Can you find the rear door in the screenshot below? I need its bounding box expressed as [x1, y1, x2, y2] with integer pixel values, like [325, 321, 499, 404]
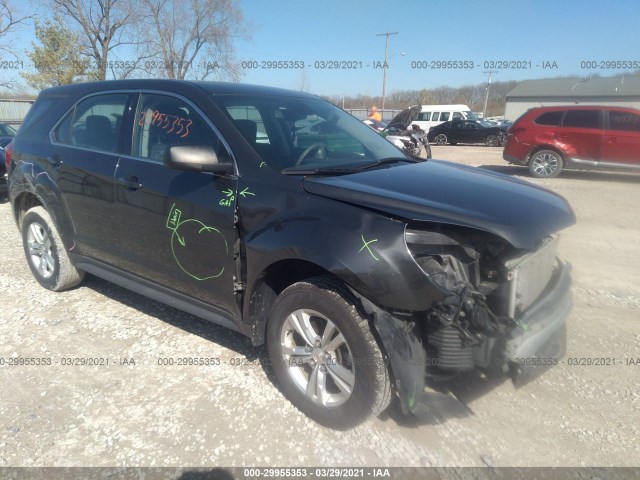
[50, 92, 131, 263]
[557, 109, 603, 163]
[111, 92, 239, 318]
[602, 109, 640, 166]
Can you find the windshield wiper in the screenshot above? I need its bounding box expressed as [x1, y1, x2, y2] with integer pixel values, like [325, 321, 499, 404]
[281, 166, 362, 175]
[354, 157, 419, 170]
[281, 157, 417, 176]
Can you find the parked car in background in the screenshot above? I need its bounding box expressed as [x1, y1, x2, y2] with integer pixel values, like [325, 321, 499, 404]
[428, 119, 507, 146]
[411, 104, 476, 132]
[0, 122, 16, 148]
[504, 105, 640, 178]
[7, 79, 574, 429]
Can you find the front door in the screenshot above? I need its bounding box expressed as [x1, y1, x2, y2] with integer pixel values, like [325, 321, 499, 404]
[112, 92, 239, 319]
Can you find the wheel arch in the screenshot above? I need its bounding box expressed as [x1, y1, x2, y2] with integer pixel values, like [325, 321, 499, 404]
[13, 191, 43, 227]
[246, 258, 343, 346]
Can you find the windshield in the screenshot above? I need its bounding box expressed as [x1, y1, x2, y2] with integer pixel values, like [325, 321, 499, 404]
[478, 120, 495, 127]
[211, 94, 405, 172]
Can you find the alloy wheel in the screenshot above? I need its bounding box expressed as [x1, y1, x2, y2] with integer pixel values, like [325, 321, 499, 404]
[280, 308, 355, 407]
[26, 221, 55, 279]
[531, 152, 560, 177]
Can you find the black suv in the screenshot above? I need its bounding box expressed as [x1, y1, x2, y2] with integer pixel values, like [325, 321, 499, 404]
[7, 80, 574, 429]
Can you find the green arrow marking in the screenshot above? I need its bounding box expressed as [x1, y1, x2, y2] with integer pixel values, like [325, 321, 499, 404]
[358, 235, 379, 261]
[239, 187, 255, 198]
[222, 188, 234, 198]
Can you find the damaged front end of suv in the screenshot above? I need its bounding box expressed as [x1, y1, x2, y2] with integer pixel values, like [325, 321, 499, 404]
[301, 160, 576, 417]
[358, 225, 572, 415]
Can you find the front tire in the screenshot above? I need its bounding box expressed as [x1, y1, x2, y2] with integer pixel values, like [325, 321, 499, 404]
[21, 206, 84, 291]
[529, 149, 564, 178]
[267, 276, 391, 429]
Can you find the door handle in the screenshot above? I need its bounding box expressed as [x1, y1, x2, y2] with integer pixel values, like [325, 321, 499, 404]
[46, 155, 63, 167]
[117, 176, 143, 190]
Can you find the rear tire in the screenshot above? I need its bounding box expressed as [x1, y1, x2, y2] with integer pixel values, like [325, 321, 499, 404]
[528, 149, 564, 178]
[267, 276, 391, 429]
[485, 134, 500, 147]
[21, 206, 84, 291]
[434, 133, 447, 145]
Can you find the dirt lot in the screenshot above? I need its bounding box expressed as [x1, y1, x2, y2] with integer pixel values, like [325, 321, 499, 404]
[1, 145, 639, 467]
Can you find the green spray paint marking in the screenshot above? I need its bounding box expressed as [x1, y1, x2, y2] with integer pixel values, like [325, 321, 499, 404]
[166, 203, 228, 280]
[220, 188, 235, 207]
[407, 382, 417, 409]
[358, 235, 379, 261]
[239, 187, 255, 198]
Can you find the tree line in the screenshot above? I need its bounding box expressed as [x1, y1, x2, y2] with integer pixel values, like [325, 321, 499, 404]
[324, 80, 521, 117]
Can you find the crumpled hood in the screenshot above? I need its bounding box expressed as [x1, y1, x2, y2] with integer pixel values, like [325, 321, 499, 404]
[302, 160, 575, 249]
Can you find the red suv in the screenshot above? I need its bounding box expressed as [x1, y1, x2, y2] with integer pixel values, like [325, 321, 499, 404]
[503, 105, 640, 178]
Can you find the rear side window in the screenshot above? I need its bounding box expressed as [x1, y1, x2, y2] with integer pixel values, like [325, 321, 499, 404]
[65, 94, 129, 152]
[452, 112, 463, 119]
[439, 112, 450, 121]
[534, 111, 564, 126]
[562, 110, 601, 129]
[609, 110, 640, 132]
[417, 112, 430, 121]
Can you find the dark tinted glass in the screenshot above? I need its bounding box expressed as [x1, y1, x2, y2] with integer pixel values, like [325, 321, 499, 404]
[563, 110, 601, 129]
[535, 111, 564, 126]
[69, 94, 128, 152]
[609, 110, 640, 132]
[53, 110, 73, 143]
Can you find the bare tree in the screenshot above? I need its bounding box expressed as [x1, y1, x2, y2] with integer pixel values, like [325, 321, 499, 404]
[139, 0, 247, 81]
[0, 0, 30, 90]
[49, 0, 137, 80]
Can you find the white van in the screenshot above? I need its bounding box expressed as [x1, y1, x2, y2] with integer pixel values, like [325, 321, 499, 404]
[411, 104, 477, 131]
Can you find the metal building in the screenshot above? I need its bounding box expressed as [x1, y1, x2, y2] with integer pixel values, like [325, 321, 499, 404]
[505, 77, 640, 120]
[0, 99, 34, 128]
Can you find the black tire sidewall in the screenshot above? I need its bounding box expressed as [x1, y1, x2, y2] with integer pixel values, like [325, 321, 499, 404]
[21, 210, 62, 290]
[267, 282, 383, 429]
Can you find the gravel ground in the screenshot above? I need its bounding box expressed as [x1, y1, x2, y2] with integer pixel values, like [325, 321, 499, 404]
[0, 146, 639, 467]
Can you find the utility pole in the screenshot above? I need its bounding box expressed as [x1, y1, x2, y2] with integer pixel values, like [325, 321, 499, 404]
[376, 31, 398, 114]
[482, 70, 497, 118]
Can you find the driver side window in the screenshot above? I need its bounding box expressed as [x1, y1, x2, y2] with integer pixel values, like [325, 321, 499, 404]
[133, 93, 229, 163]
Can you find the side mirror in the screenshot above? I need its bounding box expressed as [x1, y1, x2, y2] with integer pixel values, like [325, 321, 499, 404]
[163, 145, 234, 175]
